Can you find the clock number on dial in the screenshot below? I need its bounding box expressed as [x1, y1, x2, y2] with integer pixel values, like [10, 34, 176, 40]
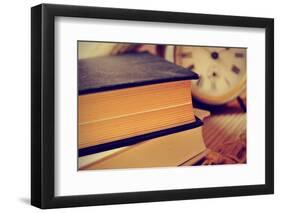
[231, 65, 240, 74]
[235, 52, 244, 58]
[181, 52, 193, 58]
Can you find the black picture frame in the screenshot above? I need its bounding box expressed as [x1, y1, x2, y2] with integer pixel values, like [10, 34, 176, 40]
[31, 3, 274, 209]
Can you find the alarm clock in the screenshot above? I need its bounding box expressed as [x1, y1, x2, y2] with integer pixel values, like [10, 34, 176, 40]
[170, 46, 246, 106]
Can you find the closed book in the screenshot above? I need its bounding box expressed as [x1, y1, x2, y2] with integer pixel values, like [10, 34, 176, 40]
[79, 117, 203, 157]
[78, 53, 199, 151]
[79, 120, 206, 170]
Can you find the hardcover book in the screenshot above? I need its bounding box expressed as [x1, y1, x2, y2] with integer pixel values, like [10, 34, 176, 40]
[78, 53, 206, 169]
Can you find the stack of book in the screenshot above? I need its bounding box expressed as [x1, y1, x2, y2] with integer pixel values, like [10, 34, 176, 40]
[78, 53, 206, 170]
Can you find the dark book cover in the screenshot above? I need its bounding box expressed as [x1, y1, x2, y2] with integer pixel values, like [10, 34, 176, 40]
[79, 117, 203, 157]
[79, 53, 198, 95]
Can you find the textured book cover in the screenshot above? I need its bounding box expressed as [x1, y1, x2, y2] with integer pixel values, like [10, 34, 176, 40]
[78, 53, 198, 95]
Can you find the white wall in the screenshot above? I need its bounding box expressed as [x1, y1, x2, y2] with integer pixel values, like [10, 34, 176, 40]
[0, 0, 279, 212]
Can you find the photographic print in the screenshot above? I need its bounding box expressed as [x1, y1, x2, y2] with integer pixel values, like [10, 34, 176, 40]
[31, 4, 273, 208]
[78, 42, 247, 170]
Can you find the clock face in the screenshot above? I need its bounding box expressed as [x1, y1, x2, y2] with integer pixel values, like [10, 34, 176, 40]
[174, 46, 247, 105]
